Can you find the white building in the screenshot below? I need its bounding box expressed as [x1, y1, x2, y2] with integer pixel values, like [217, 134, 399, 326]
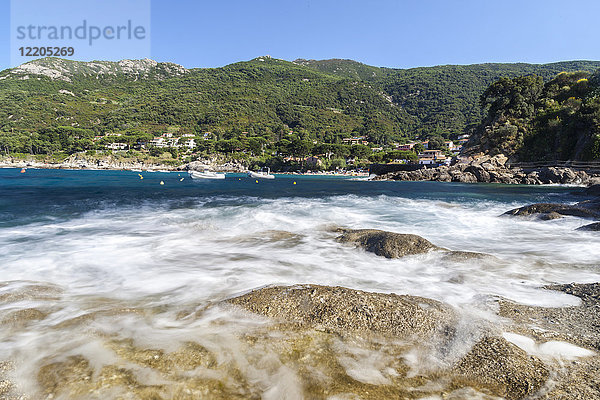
[106, 142, 127, 150]
[182, 138, 196, 149]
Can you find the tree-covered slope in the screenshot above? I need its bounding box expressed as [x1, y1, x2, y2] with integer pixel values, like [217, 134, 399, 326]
[1, 56, 600, 157]
[464, 69, 600, 161]
[299, 59, 600, 136]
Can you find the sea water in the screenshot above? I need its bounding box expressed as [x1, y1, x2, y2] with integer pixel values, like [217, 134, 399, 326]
[0, 168, 598, 398]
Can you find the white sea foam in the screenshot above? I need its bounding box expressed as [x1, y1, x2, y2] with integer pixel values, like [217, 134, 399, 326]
[1, 194, 597, 308]
[502, 332, 595, 360]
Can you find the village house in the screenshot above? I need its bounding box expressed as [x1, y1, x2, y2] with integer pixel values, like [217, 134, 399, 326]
[150, 137, 168, 148]
[397, 142, 416, 151]
[304, 156, 322, 167]
[105, 142, 127, 150]
[445, 141, 456, 151]
[418, 149, 446, 165]
[342, 136, 369, 145]
[182, 138, 196, 149]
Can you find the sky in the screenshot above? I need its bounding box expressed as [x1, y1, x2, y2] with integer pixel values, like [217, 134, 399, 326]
[0, 0, 599, 70]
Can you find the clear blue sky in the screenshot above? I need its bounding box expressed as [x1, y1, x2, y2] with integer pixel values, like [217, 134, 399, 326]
[1, 0, 599, 70]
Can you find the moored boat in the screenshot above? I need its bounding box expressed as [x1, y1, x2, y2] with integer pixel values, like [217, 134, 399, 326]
[188, 169, 226, 180]
[247, 168, 275, 179]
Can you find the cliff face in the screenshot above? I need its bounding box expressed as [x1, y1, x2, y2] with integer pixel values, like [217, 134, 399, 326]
[464, 70, 600, 161]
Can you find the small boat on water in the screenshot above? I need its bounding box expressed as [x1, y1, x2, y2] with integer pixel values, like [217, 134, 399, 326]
[188, 169, 226, 180]
[247, 168, 275, 180]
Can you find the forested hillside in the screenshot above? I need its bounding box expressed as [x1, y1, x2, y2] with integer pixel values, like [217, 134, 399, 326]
[464, 69, 600, 161]
[1, 56, 599, 159]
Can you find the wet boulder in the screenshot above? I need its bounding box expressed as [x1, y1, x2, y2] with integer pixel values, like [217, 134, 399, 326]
[452, 336, 549, 400]
[336, 229, 441, 258]
[226, 284, 456, 340]
[577, 222, 600, 231]
[503, 203, 600, 220]
[586, 184, 600, 196]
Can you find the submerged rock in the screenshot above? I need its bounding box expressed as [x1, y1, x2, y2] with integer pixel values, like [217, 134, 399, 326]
[452, 336, 549, 400]
[336, 229, 441, 258]
[585, 184, 600, 196]
[440, 251, 498, 262]
[499, 283, 600, 351]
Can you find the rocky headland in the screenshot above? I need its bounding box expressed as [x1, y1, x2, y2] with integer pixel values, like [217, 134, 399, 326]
[372, 154, 600, 186]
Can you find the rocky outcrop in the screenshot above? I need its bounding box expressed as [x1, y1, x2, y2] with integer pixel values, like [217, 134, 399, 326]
[227, 284, 456, 339]
[5, 57, 188, 83]
[503, 190, 600, 224]
[577, 222, 600, 231]
[373, 154, 596, 185]
[336, 229, 441, 258]
[503, 202, 600, 220]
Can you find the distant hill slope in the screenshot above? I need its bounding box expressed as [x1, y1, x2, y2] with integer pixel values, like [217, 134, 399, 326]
[299, 59, 600, 136]
[1, 56, 599, 156]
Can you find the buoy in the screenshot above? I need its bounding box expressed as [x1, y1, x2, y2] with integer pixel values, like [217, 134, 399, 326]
[20, 168, 26, 173]
[293, 181, 296, 185]
[255, 180, 259, 184]
[238, 178, 241, 181]
[160, 181, 164, 185]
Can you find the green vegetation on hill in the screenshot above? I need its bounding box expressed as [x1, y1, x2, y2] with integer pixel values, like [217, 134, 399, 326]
[464, 69, 600, 161]
[1, 56, 599, 167]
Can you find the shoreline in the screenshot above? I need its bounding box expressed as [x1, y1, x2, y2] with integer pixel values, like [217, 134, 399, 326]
[0, 159, 370, 177]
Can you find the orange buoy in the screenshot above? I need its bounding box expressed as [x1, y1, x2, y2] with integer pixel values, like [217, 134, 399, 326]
[20, 168, 26, 173]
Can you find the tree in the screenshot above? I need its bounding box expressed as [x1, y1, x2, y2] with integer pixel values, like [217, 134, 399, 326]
[413, 143, 425, 154]
[350, 144, 371, 159]
[427, 135, 445, 150]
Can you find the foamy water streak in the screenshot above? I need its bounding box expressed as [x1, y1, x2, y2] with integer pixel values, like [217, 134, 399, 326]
[0, 194, 597, 307]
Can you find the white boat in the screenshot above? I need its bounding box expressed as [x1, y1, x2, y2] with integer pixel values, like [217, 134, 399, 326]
[247, 168, 275, 180]
[188, 169, 226, 180]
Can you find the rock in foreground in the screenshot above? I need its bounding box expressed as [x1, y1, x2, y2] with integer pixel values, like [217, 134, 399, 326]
[227, 284, 455, 339]
[227, 285, 550, 400]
